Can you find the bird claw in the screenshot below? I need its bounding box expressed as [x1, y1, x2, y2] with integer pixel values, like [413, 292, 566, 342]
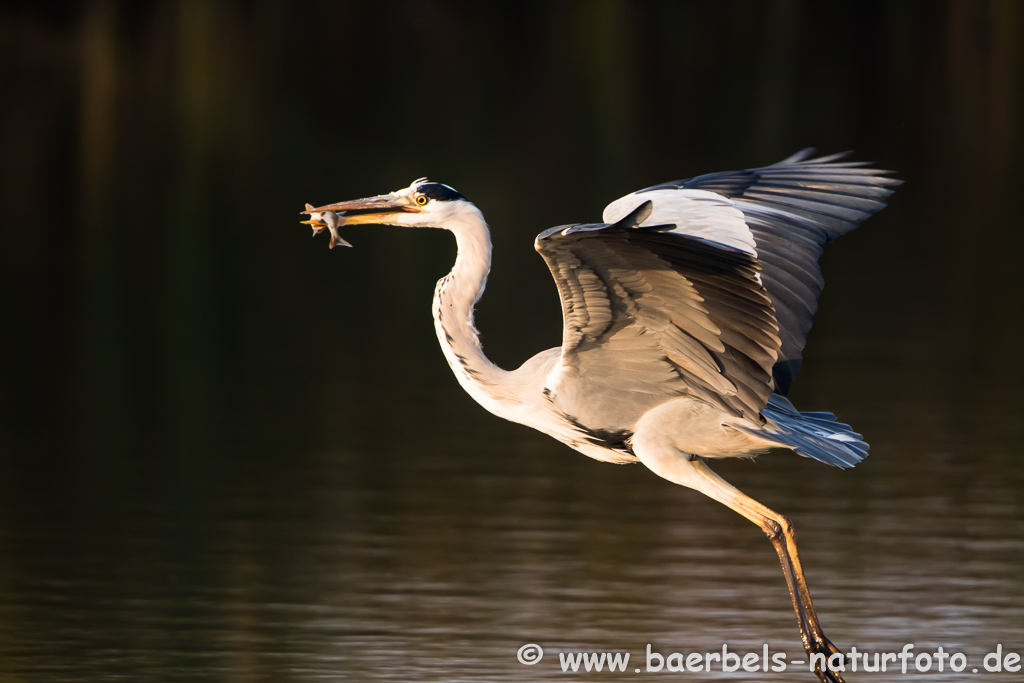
[809, 634, 846, 683]
[301, 203, 351, 248]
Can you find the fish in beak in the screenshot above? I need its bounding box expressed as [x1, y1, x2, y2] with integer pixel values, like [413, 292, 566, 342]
[300, 193, 423, 249]
[300, 203, 351, 248]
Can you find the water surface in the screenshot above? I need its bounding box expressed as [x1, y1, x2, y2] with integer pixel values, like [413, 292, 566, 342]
[2, 2, 1023, 681]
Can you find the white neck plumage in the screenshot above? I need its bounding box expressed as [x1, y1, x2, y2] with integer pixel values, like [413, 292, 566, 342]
[431, 206, 512, 405]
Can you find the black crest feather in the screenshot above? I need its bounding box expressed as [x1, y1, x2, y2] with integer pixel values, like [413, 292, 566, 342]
[417, 182, 465, 202]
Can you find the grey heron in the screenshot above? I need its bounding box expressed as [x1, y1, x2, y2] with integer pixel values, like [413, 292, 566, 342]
[302, 150, 899, 683]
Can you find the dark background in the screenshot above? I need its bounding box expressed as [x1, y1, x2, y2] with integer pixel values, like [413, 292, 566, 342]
[1, 1, 1023, 680]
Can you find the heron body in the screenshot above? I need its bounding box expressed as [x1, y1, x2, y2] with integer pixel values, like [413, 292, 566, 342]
[303, 151, 899, 683]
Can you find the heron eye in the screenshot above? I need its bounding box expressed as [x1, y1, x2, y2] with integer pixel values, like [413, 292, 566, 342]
[415, 194, 429, 206]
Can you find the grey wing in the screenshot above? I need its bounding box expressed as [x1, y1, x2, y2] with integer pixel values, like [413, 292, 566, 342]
[628, 150, 900, 394]
[534, 202, 781, 438]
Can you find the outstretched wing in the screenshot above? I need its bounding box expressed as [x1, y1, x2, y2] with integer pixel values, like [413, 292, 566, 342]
[534, 202, 781, 437]
[603, 150, 900, 394]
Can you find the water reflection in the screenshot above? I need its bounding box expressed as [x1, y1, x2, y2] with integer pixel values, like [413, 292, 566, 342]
[1, 380, 1022, 681]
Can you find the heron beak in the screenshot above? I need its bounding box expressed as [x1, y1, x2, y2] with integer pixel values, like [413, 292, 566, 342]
[304, 193, 423, 224]
[300, 193, 422, 248]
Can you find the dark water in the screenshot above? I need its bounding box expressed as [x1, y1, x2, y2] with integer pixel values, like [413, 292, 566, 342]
[2, 384, 1023, 682]
[2, 2, 1024, 681]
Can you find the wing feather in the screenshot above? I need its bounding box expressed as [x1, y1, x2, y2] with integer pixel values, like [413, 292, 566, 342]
[613, 150, 900, 394]
[535, 208, 780, 434]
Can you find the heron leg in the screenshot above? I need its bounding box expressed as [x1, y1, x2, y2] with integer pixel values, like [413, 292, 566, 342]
[633, 442, 845, 683]
[684, 459, 845, 683]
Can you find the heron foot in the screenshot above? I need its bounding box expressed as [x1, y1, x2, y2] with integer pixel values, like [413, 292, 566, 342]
[808, 633, 846, 683]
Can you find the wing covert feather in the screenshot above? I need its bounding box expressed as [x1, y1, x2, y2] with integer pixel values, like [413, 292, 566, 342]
[617, 150, 900, 393]
[535, 216, 781, 432]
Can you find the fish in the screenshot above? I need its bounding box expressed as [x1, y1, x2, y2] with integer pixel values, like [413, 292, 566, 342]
[300, 203, 352, 249]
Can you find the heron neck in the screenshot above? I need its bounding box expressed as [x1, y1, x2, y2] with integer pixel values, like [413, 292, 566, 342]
[432, 209, 510, 401]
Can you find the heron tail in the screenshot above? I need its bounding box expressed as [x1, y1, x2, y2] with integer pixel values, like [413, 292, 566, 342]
[756, 394, 869, 469]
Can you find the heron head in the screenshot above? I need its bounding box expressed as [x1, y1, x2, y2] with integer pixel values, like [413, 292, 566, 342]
[301, 179, 474, 248]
